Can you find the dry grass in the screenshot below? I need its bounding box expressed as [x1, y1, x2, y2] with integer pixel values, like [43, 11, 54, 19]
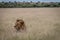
[0, 8, 60, 40]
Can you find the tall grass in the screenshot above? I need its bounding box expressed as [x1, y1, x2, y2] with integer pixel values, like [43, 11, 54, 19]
[0, 8, 60, 40]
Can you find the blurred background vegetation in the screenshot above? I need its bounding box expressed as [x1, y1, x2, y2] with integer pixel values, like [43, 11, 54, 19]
[0, 1, 60, 8]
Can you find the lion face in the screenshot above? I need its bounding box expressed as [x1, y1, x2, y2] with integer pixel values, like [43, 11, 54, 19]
[14, 19, 26, 31]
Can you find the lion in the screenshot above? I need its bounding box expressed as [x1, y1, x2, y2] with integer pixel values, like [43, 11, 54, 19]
[14, 18, 26, 31]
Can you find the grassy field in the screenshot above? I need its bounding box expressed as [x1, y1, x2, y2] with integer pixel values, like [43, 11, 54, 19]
[0, 8, 60, 40]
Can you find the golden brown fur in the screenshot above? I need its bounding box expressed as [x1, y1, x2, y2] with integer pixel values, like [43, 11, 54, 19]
[14, 19, 26, 31]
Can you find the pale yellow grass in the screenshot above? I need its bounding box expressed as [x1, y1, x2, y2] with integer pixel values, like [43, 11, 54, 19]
[0, 8, 60, 40]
